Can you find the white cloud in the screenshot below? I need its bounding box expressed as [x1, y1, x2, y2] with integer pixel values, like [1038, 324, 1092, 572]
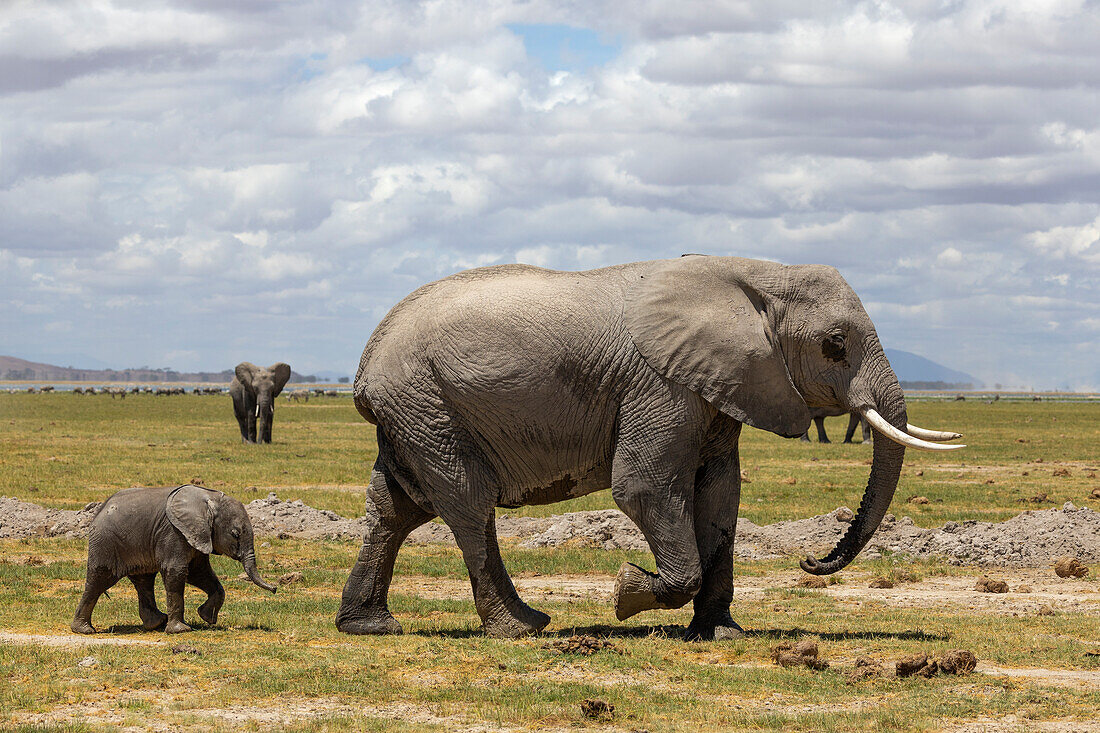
[0, 1, 1098, 389]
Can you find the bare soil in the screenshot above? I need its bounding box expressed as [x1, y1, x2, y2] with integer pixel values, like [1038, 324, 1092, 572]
[6, 492, 1100, 569]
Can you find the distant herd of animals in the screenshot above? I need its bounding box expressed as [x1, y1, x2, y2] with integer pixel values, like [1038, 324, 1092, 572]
[12, 256, 970, 638]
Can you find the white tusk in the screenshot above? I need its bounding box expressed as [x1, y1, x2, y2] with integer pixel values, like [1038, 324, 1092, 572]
[255, 405, 259, 417]
[905, 424, 962, 442]
[862, 408, 966, 451]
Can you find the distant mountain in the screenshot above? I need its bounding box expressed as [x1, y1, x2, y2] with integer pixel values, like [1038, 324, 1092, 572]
[885, 349, 980, 389]
[0, 356, 321, 384]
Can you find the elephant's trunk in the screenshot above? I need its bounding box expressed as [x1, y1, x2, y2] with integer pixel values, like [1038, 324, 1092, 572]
[241, 550, 278, 593]
[801, 352, 907, 575]
[257, 397, 274, 444]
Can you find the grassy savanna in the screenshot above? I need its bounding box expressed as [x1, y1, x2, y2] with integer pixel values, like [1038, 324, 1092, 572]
[1, 392, 1099, 731]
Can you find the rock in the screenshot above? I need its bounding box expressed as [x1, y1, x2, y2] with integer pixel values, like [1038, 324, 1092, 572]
[869, 577, 894, 589]
[938, 649, 977, 675]
[1054, 556, 1089, 578]
[77, 656, 98, 668]
[579, 699, 614, 721]
[771, 640, 828, 671]
[975, 577, 1009, 593]
[278, 571, 303, 585]
[834, 507, 854, 522]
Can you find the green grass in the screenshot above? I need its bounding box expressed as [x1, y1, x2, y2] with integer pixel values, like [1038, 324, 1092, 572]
[1, 394, 1099, 730]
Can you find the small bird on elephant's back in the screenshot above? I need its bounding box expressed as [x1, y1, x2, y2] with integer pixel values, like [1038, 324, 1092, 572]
[334, 255, 965, 641]
[229, 362, 291, 443]
[73, 484, 277, 635]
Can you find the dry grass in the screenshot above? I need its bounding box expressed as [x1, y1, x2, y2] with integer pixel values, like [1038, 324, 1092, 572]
[1, 393, 1099, 730]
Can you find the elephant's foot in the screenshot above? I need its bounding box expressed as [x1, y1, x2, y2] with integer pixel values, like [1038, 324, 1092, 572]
[71, 619, 96, 635]
[197, 600, 221, 626]
[481, 603, 550, 639]
[336, 612, 403, 636]
[164, 620, 192, 634]
[684, 614, 745, 642]
[820, 437, 831, 444]
[613, 562, 666, 621]
[140, 610, 169, 631]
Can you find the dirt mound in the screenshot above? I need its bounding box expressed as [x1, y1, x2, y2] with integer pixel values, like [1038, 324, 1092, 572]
[737, 503, 1100, 567]
[245, 493, 367, 540]
[0, 496, 99, 539]
[4, 492, 1100, 569]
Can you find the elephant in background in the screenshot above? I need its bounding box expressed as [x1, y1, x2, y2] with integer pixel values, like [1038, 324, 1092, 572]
[335, 256, 964, 641]
[72, 484, 276, 634]
[230, 362, 291, 443]
[800, 408, 871, 443]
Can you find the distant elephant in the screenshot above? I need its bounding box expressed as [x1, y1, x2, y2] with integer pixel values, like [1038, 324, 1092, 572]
[229, 362, 291, 443]
[335, 256, 964, 640]
[799, 408, 871, 443]
[72, 485, 277, 634]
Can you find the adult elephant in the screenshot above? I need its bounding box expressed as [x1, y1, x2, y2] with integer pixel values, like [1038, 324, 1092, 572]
[800, 407, 871, 443]
[335, 256, 963, 640]
[229, 362, 291, 444]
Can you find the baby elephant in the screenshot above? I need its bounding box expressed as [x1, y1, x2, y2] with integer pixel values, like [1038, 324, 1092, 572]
[72, 485, 277, 635]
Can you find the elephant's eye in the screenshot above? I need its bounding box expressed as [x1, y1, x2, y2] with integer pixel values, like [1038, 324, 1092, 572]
[822, 333, 847, 363]
[231, 528, 241, 538]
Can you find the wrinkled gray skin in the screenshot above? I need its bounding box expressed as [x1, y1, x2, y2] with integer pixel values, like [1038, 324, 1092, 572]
[72, 485, 276, 634]
[229, 362, 291, 443]
[800, 408, 872, 443]
[336, 256, 909, 640]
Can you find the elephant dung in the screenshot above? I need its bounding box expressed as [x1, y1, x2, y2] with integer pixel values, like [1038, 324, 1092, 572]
[868, 577, 894, 589]
[278, 571, 304, 585]
[795, 576, 828, 589]
[579, 698, 614, 721]
[1054, 556, 1089, 578]
[771, 640, 828, 671]
[938, 649, 977, 675]
[896, 653, 937, 678]
[543, 635, 618, 656]
[975, 577, 1009, 593]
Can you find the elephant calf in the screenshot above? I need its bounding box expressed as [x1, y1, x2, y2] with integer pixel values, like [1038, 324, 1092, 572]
[72, 485, 277, 635]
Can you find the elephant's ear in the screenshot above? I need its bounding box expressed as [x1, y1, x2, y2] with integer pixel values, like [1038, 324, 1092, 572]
[235, 362, 258, 392]
[269, 363, 291, 397]
[624, 258, 811, 437]
[166, 485, 222, 554]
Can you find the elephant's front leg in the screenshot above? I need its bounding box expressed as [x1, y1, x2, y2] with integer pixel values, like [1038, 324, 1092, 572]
[161, 565, 192, 634]
[684, 449, 744, 641]
[610, 434, 703, 621]
[187, 556, 225, 626]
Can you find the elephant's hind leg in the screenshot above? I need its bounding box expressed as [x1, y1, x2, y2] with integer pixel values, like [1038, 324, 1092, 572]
[454, 511, 550, 639]
[71, 566, 121, 634]
[187, 556, 225, 626]
[336, 463, 433, 635]
[131, 573, 168, 630]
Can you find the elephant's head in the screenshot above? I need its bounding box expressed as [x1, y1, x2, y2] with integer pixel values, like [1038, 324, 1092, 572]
[235, 362, 291, 444]
[626, 255, 963, 575]
[166, 484, 277, 592]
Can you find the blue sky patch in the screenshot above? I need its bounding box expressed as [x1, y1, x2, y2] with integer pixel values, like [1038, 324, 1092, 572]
[507, 24, 620, 72]
[358, 55, 410, 72]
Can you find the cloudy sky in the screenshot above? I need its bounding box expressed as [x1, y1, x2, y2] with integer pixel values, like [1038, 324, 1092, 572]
[2, 0, 1098, 389]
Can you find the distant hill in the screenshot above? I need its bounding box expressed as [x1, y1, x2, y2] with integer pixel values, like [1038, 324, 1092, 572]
[885, 349, 980, 389]
[0, 356, 321, 384]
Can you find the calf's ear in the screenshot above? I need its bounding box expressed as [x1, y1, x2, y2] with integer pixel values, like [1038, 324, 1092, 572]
[166, 484, 222, 554]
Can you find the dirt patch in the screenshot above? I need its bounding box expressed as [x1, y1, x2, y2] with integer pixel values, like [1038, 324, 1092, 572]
[0, 631, 163, 648]
[6, 492, 1100, 569]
